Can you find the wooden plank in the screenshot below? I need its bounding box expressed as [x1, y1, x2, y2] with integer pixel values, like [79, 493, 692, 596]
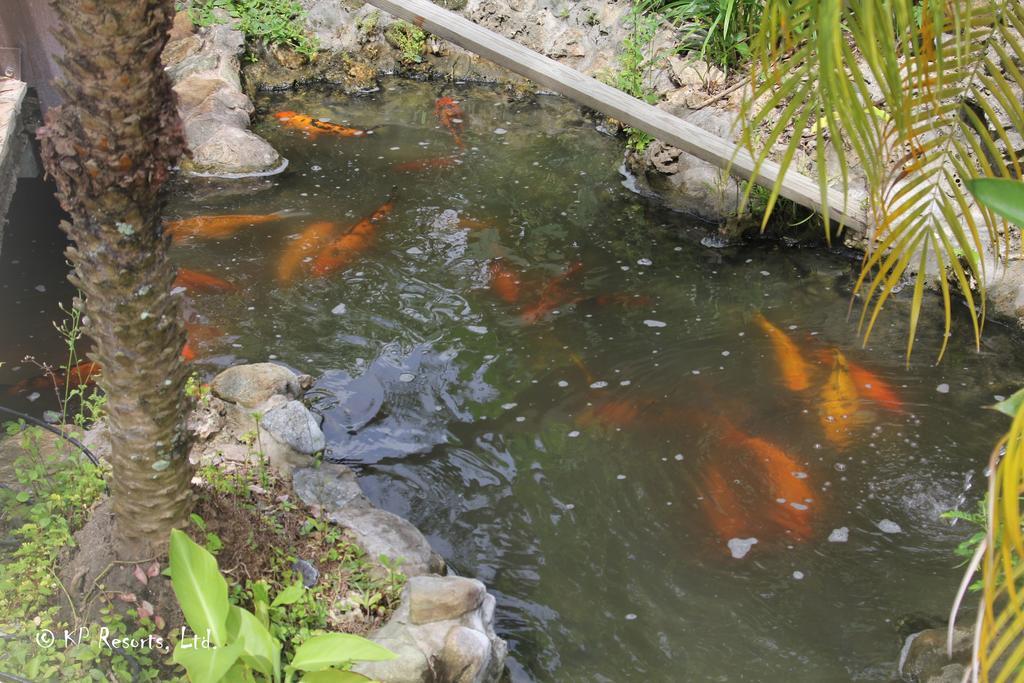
[364, 0, 869, 232]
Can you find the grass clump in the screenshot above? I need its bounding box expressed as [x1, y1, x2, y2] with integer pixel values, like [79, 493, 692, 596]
[185, 0, 320, 58]
[385, 20, 428, 65]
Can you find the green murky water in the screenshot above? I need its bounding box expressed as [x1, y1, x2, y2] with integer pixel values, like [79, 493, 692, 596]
[4, 79, 1024, 680]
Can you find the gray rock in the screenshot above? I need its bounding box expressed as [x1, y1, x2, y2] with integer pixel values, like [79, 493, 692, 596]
[352, 621, 432, 683]
[928, 664, 967, 683]
[184, 125, 284, 176]
[409, 576, 486, 625]
[260, 400, 325, 455]
[326, 504, 445, 578]
[293, 463, 368, 511]
[162, 15, 283, 176]
[900, 627, 973, 683]
[211, 363, 302, 408]
[440, 626, 491, 683]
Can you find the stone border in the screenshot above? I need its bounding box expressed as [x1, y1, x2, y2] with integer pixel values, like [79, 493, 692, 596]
[162, 13, 285, 178]
[0, 77, 27, 261]
[193, 362, 508, 683]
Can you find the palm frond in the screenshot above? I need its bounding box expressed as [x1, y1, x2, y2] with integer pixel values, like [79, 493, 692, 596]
[741, 0, 1024, 359]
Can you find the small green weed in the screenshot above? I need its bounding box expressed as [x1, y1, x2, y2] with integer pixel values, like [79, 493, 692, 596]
[386, 20, 428, 65]
[185, 0, 320, 58]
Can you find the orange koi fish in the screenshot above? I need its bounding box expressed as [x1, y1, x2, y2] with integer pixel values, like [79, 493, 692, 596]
[166, 212, 289, 242]
[276, 221, 337, 284]
[173, 268, 235, 293]
[846, 358, 903, 413]
[393, 155, 461, 172]
[311, 199, 396, 277]
[699, 464, 754, 545]
[488, 260, 522, 303]
[819, 349, 861, 448]
[273, 111, 374, 139]
[576, 399, 643, 429]
[182, 321, 226, 362]
[520, 261, 585, 324]
[721, 425, 817, 541]
[435, 96, 465, 148]
[7, 360, 101, 396]
[754, 312, 812, 392]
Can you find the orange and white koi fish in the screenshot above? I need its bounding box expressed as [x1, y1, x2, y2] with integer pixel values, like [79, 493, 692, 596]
[520, 261, 585, 324]
[393, 155, 461, 172]
[173, 268, 235, 293]
[488, 260, 522, 303]
[720, 424, 817, 541]
[273, 111, 374, 139]
[846, 358, 903, 413]
[754, 312, 812, 392]
[311, 198, 396, 277]
[166, 212, 289, 242]
[435, 96, 465, 148]
[7, 360, 101, 396]
[818, 348, 861, 448]
[276, 221, 338, 284]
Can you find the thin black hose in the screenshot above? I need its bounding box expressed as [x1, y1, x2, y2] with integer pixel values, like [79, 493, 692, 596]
[0, 405, 100, 466]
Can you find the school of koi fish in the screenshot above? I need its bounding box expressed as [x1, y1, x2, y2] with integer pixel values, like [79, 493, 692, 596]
[7, 93, 907, 563]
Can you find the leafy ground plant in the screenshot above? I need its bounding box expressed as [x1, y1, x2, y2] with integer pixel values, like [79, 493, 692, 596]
[185, 0, 319, 58]
[638, 0, 763, 71]
[169, 529, 395, 682]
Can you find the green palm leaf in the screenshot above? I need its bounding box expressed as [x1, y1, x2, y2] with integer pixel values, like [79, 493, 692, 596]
[741, 0, 1024, 359]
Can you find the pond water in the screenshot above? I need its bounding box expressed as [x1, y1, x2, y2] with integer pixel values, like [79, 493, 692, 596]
[5, 79, 1024, 681]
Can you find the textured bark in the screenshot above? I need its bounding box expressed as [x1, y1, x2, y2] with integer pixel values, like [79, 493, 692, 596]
[38, 0, 193, 555]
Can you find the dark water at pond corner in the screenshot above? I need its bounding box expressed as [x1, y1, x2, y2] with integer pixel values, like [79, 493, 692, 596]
[4, 78, 1023, 681]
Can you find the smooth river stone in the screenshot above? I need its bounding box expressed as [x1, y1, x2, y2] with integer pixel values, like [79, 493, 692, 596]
[211, 362, 301, 407]
[408, 576, 486, 625]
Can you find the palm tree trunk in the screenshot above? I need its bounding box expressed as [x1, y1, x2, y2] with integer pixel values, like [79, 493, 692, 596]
[38, 0, 193, 555]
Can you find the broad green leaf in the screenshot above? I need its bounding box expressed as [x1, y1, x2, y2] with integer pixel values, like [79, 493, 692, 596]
[990, 387, 1024, 418]
[173, 639, 243, 683]
[222, 662, 259, 683]
[289, 634, 396, 673]
[271, 581, 305, 608]
[301, 671, 373, 683]
[967, 178, 1024, 227]
[227, 605, 282, 681]
[169, 528, 230, 647]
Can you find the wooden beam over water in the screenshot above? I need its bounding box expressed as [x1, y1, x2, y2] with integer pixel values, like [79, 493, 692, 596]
[364, 0, 870, 232]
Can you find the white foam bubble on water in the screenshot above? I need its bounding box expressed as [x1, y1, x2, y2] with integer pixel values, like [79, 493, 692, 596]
[727, 538, 758, 559]
[568, 430, 580, 438]
[877, 519, 902, 533]
[406, 246, 423, 255]
[643, 320, 667, 328]
[467, 325, 488, 334]
[936, 383, 950, 394]
[331, 303, 347, 315]
[828, 527, 849, 542]
[625, 613, 637, 621]
[637, 258, 653, 266]
[494, 128, 508, 134]
[616, 474, 626, 480]
[558, 380, 569, 388]
[398, 373, 416, 383]
[792, 571, 805, 580]
[674, 454, 684, 461]
[589, 381, 608, 389]
[501, 403, 518, 410]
